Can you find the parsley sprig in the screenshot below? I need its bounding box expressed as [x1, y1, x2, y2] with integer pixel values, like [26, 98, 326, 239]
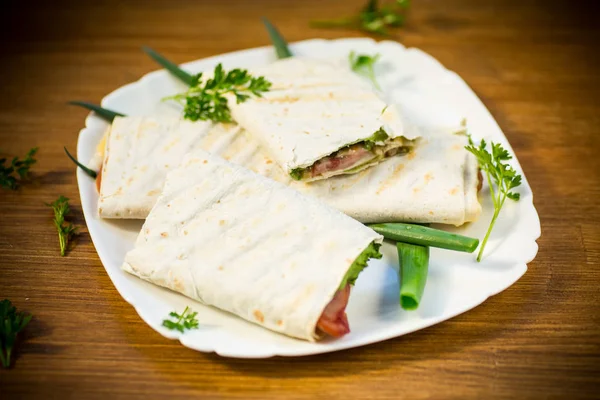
[311, 0, 410, 36]
[465, 138, 522, 261]
[46, 196, 78, 256]
[1, 299, 32, 368]
[165, 64, 271, 123]
[349, 51, 381, 89]
[0, 147, 38, 190]
[162, 306, 199, 333]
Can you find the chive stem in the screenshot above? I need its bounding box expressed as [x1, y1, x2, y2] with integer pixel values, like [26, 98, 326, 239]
[369, 223, 479, 253]
[261, 17, 293, 59]
[68, 101, 124, 122]
[142, 46, 195, 86]
[64, 147, 97, 179]
[397, 242, 429, 310]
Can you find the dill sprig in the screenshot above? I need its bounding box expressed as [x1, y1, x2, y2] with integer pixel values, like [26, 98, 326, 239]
[46, 196, 78, 256]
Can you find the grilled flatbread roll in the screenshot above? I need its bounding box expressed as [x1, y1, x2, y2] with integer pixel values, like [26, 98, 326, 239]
[228, 57, 420, 181]
[122, 149, 383, 341]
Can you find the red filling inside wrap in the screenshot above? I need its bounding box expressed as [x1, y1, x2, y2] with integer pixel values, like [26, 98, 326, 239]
[95, 168, 102, 192]
[310, 145, 373, 178]
[317, 284, 352, 337]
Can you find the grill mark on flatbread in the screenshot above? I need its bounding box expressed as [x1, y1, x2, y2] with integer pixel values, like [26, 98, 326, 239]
[376, 163, 406, 195]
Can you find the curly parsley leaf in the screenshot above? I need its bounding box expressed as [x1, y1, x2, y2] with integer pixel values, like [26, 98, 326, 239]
[311, 0, 410, 36]
[164, 64, 271, 123]
[465, 138, 522, 261]
[162, 306, 199, 333]
[46, 196, 78, 256]
[349, 51, 381, 89]
[0, 147, 38, 190]
[0, 299, 32, 368]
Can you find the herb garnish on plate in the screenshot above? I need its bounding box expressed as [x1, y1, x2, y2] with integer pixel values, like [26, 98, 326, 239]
[162, 306, 199, 333]
[64, 147, 97, 179]
[164, 64, 271, 123]
[465, 138, 522, 261]
[349, 51, 381, 89]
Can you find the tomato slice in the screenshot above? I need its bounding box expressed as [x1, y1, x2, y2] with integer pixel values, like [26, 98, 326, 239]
[95, 168, 102, 192]
[317, 284, 352, 337]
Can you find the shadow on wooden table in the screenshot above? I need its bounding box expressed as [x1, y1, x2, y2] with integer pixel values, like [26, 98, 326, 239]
[34, 169, 73, 187]
[9, 317, 61, 370]
[207, 298, 518, 377]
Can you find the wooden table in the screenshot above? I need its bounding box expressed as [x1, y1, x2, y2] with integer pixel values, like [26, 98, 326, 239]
[1, 0, 598, 398]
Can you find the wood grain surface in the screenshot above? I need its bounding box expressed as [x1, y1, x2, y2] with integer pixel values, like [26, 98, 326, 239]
[1, 0, 599, 398]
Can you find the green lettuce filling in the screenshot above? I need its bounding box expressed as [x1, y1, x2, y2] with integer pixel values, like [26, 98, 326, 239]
[362, 127, 389, 151]
[289, 168, 304, 181]
[339, 241, 383, 289]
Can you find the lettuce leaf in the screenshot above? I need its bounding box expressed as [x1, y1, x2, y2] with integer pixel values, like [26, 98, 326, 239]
[363, 127, 389, 150]
[339, 241, 383, 289]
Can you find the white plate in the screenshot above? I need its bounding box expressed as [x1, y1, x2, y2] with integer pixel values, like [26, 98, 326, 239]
[76, 38, 540, 358]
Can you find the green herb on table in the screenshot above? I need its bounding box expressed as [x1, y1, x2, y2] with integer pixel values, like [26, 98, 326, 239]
[162, 306, 199, 333]
[311, 0, 410, 36]
[0, 299, 32, 368]
[64, 147, 97, 179]
[349, 51, 381, 89]
[465, 138, 522, 261]
[397, 242, 429, 310]
[0, 147, 38, 190]
[164, 64, 272, 123]
[46, 195, 78, 256]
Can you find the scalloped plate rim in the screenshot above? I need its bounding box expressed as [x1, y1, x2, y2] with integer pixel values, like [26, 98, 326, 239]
[76, 38, 541, 358]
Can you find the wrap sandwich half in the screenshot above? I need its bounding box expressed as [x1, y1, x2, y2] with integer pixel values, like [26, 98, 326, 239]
[96, 116, 212, 219]
[122, 149, 383, 340]
[228, 57, 420, 182]
[92, 116, 480, 225]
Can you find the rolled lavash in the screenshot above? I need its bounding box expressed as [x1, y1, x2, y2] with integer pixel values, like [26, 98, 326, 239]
[97, 116, 212, 218]
[227, 57, 420, 178]
[206, 123, 481, 225]
[122, 149, 382, 341]
[94, 117, 480, 225]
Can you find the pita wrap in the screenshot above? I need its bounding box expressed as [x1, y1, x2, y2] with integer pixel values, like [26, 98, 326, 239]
[209, 123, 481, 225]
[122, 149, 383, 341]
[97, 116, 212, 218]
[92, 116, 480, 225]
[228, 57, 420, 181]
